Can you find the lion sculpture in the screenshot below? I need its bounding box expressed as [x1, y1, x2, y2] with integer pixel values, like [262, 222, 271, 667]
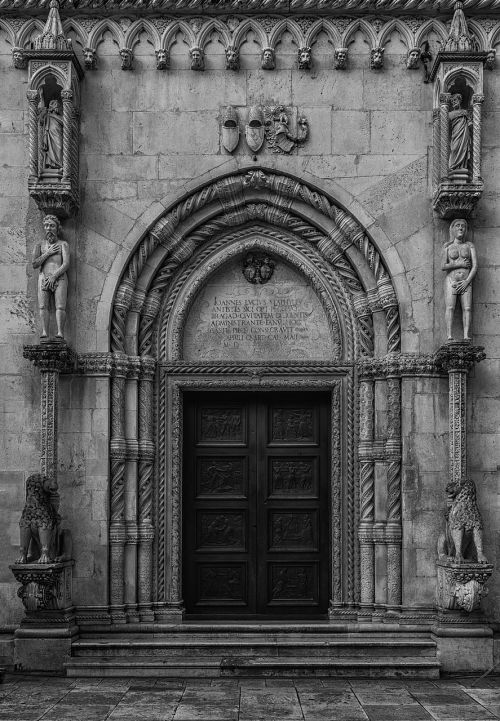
[437, 478, 487, 564]
[16, 474, 72, 564]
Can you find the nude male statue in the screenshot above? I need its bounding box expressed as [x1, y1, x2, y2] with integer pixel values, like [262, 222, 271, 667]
[442, 218, 477, 342]
[32, 215, 70, 340]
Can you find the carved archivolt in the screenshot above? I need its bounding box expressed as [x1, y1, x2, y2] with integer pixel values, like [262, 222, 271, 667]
[110, 170, 399, 362]
[2, 14, 500, 68]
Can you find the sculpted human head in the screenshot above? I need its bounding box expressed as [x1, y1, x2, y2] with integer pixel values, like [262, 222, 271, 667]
[334, 47, 348, 70]
[261, 47, 275, 70]
[119, 48, 133, 70]
[156, 48, 169, 70]
[486, 48, 496, 70]
[190, 46, 204, 70]
[43, 214, 61, 243]
[451, 93, 463, 110]
[450, 218, 468, 242]
[406, 47, 420, 69]
[12, 47, 26, 69]
[225, 46, 239, 71]
[370, 46, 384, 69]
[298, 46, 312, 70]
[48, 99, 61, 114]
[83, 47, 97, 69]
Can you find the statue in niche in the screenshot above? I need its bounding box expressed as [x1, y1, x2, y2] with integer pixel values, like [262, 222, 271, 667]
[190, 46, 204, 71]
[261, 47, 275, 70]
[298, 47, 312, 70]
[39, 93, 63, 178]
[334, 47, 348, 70]
[370, 46, 384, 70]
[442, 218, 477, 342]
[156, 48, 169, 70]
[406, 47, 420, 69]
[420, 42, 432, 83]
[32, 215, 70, 340]
[448, 93, 472, 178]
[12, 46, 26, 69]
[225, 45, 239, 71]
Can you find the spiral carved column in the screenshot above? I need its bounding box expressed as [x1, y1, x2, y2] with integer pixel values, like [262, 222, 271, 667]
[137, 357, 156, 621]
[109, 354, 128, 622]
[432, 108, 441, 189]
[61, 89, 73, 183]
[358, 378, 375, 606]
[27, 90, 39, 182]
[440, 93, 451, 181]
[472, 93, 484, 183]
[386, 374, 402, 607]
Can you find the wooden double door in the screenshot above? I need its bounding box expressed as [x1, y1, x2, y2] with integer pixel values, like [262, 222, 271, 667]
[183, 391, 330, 617]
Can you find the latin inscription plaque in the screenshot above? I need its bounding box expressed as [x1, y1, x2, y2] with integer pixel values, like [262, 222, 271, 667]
[183, 259, 334, 361]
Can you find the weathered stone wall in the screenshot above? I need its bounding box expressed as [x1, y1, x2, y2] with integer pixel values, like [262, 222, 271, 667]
[0, 19, 500, 624]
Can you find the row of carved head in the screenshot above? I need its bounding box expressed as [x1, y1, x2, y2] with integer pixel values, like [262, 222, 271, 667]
[14, 43, 495, 72]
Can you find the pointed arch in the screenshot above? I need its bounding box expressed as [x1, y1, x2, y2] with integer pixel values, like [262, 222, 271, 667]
[379, 18, 414, 51]
[269, 18, 304, 49]
[414, 19, 448, 50]
[0, 18, 16, 47]
[62, 18, 88, 49]
[343, 19, 378, 50]
[307, 18, 340, 49]
[233, 18, 269, 50]
[87, 19, 125, 52]
[197, 18, 231, 50]
[17, 18, 45, 49]
[125, 19, 161, 51]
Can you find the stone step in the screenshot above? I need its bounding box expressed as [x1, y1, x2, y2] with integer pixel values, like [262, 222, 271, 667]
[73, 636, 437, 659]
[65, 655, 440, 679]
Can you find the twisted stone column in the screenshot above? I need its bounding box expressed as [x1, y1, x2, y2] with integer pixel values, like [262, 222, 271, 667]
[137, 357, 156, 620]
[386, 374, 402, 607]
[27, 90, 39, 182]
[358, 378, 375, 605]
[472, 94, 484, 183]
[433, 108, 441, 189]
[440, 93, 451, 181]
[109, 354, 128, 622]
[61, 89, 73, 183]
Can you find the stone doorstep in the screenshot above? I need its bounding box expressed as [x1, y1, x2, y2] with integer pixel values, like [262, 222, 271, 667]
[72, 637, 437, 658]
[64, 656, 441, 679]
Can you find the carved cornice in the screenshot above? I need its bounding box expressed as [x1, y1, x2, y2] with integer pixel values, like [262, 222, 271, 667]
[434, 342, 486, 373]
[358, 353, 444, 379]
[23, 342, 77, 373]
[4, 0, 500, 13]
[433, 182, 484, 220]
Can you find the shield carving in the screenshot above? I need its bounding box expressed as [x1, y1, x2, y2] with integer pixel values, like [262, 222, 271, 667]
[222, 106, 240, 153]
[245, 105, 265, 152]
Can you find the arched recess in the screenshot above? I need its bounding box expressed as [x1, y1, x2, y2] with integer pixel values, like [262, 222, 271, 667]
[106, 168, 404, 625]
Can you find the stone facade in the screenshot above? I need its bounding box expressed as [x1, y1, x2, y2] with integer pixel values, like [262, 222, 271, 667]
[1, 0, 500, 675]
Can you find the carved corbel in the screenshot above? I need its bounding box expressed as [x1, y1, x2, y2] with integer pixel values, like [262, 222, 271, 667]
[83, 46, 97, 69]
[225, 45, 239, 71]
[486, 48, 496, 70]
[261, 47, 275, 70]
[334, 47, 348, 70]
[119, 48, 133, 70]
[155, 48, 169, 70]
[406, 47, 420, 69]
[190, 46, 204, 71]
[12, 46, 27, 69]
[24, 0, 82, 218]
[298, 46, 312, 70]
[370, 46, 384, 70]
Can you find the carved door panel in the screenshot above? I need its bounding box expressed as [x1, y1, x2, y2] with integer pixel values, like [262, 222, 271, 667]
[183, 392, 329, 617]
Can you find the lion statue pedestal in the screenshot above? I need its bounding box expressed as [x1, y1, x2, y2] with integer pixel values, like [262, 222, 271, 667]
[436, 478, 493, 613]
[10, 474, 76, 671]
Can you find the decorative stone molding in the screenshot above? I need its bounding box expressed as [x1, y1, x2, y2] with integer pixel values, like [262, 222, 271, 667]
[430, 3, 488, 218]
[358, 353, 444, 379]
[24, 1, 83, 219]
[6, 0, 500, 14]
[10, 561, 74, 613]
[435, 342, 486, 374]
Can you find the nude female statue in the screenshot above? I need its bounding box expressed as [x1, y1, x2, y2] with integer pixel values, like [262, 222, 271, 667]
[442, 218, 477, 341]
[32, 215, 70, 340]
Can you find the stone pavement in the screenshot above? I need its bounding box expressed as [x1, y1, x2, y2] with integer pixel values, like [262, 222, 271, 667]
[2, 675, 500, 721]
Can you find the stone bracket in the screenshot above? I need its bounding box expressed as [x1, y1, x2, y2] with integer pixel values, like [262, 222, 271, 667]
[437, 560, 493, 613]
[10, 560, 74, 614]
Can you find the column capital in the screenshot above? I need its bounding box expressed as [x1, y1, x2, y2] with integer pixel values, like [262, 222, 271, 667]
[23, 342, 77, 373]
[435, 342, 486, 374]
[439, 92, 452, 106]
[472, 93, 485, 105]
